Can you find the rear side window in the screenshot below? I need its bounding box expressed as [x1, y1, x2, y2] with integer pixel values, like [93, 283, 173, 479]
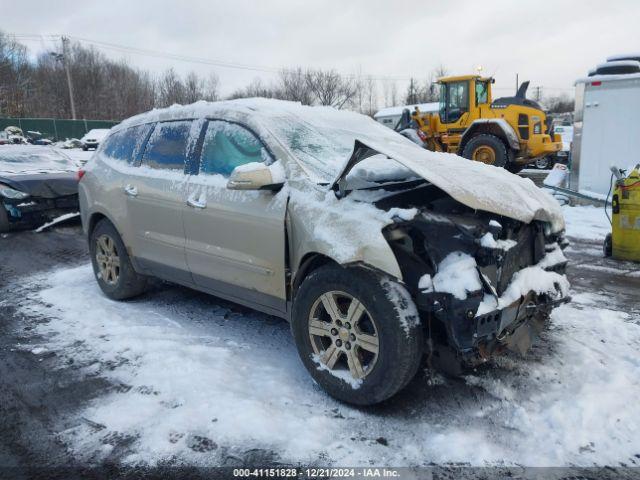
[103, 124, 152, 164]
[199, 120, 271, 177]
[141, 121, 193, 170]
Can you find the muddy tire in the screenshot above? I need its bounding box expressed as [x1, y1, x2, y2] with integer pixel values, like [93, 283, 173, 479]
[291, 264, 424, 406]
[462, 134, 509, 168]
[604, 233, 613, 257]
[0, 205, 10, 233]
[89, 219, 147, 300]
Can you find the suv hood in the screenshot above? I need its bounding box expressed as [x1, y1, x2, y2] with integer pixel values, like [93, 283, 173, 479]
[331, 138, 565, 232]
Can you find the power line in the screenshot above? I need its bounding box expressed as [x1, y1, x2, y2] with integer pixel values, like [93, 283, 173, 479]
[6, 33, 577, 92]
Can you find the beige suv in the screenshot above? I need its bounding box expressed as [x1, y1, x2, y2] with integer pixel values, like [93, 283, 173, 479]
[79, 99, 570, 405]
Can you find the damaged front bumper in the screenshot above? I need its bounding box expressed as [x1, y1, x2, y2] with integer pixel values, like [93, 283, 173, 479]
[2, 195, 79, 231]
[471, 291, 570, 356]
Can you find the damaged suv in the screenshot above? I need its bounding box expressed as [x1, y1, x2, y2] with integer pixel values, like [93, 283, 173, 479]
[79, 99, 569, 405]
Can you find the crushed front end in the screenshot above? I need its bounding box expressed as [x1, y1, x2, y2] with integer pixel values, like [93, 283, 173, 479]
[380, 188, 570, 374]
[0, 174, 79, 231]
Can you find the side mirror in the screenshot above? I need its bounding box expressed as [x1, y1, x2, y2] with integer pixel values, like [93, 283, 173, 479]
[227, 163, 281, 190]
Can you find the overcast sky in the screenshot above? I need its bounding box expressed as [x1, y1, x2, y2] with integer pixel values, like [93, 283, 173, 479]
[6, 0, 640, 104]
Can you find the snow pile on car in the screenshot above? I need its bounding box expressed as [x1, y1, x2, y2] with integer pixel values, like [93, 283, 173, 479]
[419, 244, 569, 314]
[0, 145, 79, 174]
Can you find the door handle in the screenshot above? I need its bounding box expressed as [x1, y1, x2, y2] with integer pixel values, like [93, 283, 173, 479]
[187, 197, 206, 209]
[124, 184, 138, 197]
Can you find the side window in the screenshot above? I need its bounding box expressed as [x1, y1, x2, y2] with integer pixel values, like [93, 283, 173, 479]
[103, 124, 152, 164]
[199, 121, 272, 177]
[475, 81, 488, 106]
[141, 120, 192, 170]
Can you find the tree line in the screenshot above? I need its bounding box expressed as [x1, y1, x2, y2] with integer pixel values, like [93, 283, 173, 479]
[0, 32, 573, 122]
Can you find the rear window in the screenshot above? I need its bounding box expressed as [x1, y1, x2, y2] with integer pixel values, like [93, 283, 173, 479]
[103, 124, 152, 164]
[141, 121, 193, 170]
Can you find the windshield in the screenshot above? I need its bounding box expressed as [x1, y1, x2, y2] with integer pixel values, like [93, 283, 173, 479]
[261, 106, 422, 183]
[0, 146, 78, 174]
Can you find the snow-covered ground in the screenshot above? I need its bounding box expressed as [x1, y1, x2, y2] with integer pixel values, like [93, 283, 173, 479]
[13, 204, 640, 467]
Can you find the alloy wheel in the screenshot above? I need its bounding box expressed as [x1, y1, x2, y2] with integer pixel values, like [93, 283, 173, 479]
[308, 291, 379, 380]
[96, 234, 120, 285]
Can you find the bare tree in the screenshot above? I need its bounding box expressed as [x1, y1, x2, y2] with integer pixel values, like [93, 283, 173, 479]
[202, 72, 220, 101]
[277, 67, 313, 104]
[0, 33, 33, 116]
[305, 69, 357, 109]
[382, 79, 398, 107]
[157, 68, 186, 107]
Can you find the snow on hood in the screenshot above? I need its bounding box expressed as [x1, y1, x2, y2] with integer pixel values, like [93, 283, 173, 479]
[333, 138, 565, 233]
[0, 145, 79, 174]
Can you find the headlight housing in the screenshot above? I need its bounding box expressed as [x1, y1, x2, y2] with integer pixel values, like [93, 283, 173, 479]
[0, 184, 30, 200]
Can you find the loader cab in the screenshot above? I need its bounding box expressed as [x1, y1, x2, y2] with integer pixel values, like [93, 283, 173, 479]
[438, 75, 493, 127]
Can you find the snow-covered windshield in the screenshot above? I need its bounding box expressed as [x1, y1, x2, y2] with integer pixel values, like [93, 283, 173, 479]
[0, 146, 78, 174]
[259, 104, 422, 182]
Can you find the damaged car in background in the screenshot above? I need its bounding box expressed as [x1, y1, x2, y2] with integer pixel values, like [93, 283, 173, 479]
[0, 145, 80, 232]
[79, 99, 569, 406]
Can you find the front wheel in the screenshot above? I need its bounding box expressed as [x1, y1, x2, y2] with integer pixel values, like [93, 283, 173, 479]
[291, 265, 424, 405]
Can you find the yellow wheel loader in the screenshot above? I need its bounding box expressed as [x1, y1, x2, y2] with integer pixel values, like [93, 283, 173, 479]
[396, 75, 562, 172]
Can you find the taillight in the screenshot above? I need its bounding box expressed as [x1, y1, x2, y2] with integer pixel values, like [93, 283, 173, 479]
[76, 169, 85, 181]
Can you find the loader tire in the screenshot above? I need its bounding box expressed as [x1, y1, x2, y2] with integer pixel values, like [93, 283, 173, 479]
[462, 134, 508, 168]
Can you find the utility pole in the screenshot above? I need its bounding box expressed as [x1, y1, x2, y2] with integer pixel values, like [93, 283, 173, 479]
[61, 37, 77, 120]
[533, 86, 542, 101]
[516, 73, 519, 92]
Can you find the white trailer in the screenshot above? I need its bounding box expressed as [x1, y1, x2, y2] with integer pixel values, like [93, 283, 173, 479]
[571, 69, 640, 198]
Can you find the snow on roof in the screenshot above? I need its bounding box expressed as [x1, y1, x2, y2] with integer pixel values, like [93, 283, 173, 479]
[595, 60, 640, 69]
[576, 72, 640, 85]
[373, 102, 439, 119]
[607, 53, 640, 62]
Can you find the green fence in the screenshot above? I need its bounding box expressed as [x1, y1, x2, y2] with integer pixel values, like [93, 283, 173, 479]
[0, 117, 119, 141]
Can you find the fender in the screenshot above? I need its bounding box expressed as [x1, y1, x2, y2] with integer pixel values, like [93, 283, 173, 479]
[460, 119, 520, 151]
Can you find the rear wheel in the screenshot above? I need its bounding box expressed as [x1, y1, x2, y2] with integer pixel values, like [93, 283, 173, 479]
[462, 134, 509, 168]
[90, 219, 147, 300]
[291, 265, 424, 405]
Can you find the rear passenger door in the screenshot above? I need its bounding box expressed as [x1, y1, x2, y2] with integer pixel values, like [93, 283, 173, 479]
[183, 120, 288, 315]
[124, 120, 198, 283]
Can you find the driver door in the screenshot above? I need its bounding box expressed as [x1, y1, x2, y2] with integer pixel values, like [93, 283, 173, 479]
[183, 120, 288, 316]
